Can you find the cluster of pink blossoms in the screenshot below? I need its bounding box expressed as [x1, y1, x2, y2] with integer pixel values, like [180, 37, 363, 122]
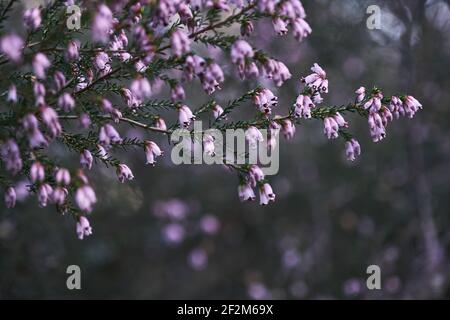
[0, 1, 422, 240]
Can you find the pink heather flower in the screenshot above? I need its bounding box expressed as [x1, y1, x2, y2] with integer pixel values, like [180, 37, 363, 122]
[22, 113, 48, 149]
[184, 54, 206, 80]
[238, 183, 256, 202]
[80, 150, 93, 170]
[8, 85, 17, 103]
[238, 61, 260, 79]
[368, 113, 386, 142]
[302, 63, 328, 93]
[389, 96, 404, 119]
[257, 0, 276, 14]
[199, 63, 224, 95]
[355, 87, 366, 103]
[272, 17, 288, 35]
[58, 93, 75, 112]
[32, 53, 51, 79]
[0, 139, 23, 175]
[171, 29, 190, 57]
[23, 8, 42, 30]
[155, 117, 167, 131]
[99, 123, 122, 146]
[33, 81, 46, 106]
[97, 144, 108, 159]
[76, 216, 93, 240]
[135, 59, 148, 73]
[144, 141, 163, 165]
[403, 95, 422, 118]
[323, 117, 339, 139]
[52, 186, 67, 205]
[281, 119, 296, 139]
[5, 187, 16, 208]
[130, 77, 152, 100]
[253, 88, 278, 114]
[65, 40, 80, 61]
[178, 104, 195, 127]
[0, 34, 24, 62]
[333, 112, 348, 128]
[345, 138, 361, 161]
[380, 107, 394, 126]
[245, 126, 264, 149]
[75, 186, 97, 212]
[30, 161, 45, 183]
[294, 94, 315, 119]
[40, 106, 62, 138]
[259, 183, 275, 206]
[38, 183, 53, 207]
[241, 20, 254, 36]
[292, 18, 312, 42]
[93, 51, 111, 73]
[121, 88, 141, 108]
[248, 165, 265, 187]
[203, 134, 215, 156]
[178, 3, 193, 25]
[92, 4, 113, 43]
[264, 59, 291, 87]
[116, 164, 134, 183]
[54, 71, 66, 92]
[231, 40, 254, 67]
[363, 93, 383, 114]
[55, 168, 71, 185]
[170, 83, 186, 102]
[212, 103, 224, 120]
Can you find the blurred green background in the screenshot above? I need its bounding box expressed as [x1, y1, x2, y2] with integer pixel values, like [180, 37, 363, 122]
[1, 0, 450, 299]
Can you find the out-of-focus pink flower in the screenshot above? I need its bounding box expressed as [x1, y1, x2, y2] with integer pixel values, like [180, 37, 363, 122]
[33, 53, 51, 79]
[1, 139, 23, 175]
[30, 161, 45, 183]
[170, 83, 186, 102]
[188, 248, 208, 271]
[80, 150, 93, 170]
[58, 93, 75, 112]
[200, 215, 220, 235]
[23, 8, 42, 30]
[281, 119, 296, 139]
[40, 105, 62, 138]
[65, 40, 80, 61]
[75, 185, 97, 212]
[0, 34, 24, 62]
[92, 4, 113, 43]
[245, 126, 264, 149]
[345, 138, 361, 161]
[55, 168, 71, 185]
[171, 29, 190, 57]
[4, 187, 16, 208]
[7, 85, 17, 103]
[323, 117, 339, 139]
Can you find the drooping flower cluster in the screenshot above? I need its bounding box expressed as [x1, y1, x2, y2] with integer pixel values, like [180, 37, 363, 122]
[0, 1, 422, 240]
